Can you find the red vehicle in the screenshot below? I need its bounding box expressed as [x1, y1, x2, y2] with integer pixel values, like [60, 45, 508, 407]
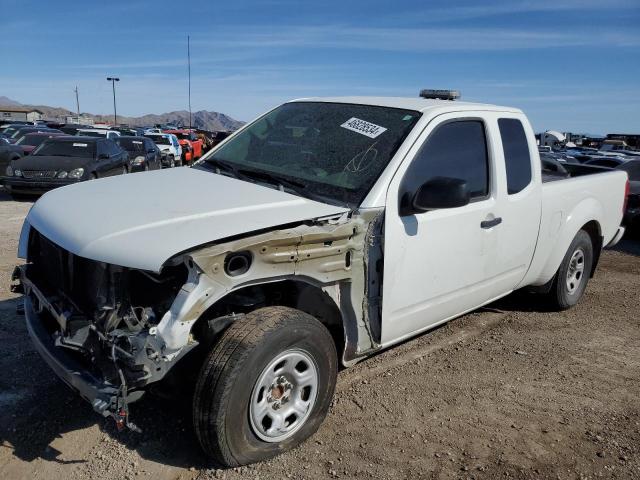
[14, 132, 66, 155]
[163, 129, 203, 164]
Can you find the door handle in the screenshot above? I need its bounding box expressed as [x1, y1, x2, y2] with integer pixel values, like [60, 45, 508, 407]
[481, 217, 502, 229]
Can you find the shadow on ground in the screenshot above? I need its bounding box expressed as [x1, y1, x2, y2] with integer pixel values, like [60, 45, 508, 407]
[613, 235, 640, 256]
[0, 296, 209, 469]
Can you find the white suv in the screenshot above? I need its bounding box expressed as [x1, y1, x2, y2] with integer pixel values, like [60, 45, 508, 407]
[76, 128, 121, 140]
[143, 133, 183, 167]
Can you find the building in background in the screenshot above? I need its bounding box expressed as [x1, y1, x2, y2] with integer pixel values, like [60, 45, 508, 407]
[0, 106, 43, 122]
[65, 114, 94, 125]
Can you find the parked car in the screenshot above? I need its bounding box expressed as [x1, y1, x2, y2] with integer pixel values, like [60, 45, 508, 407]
[584, 157, 628, 169]
[144, 132, 182, 167]
[76, 128, 120, 140]
[59, 124, 94, 135]
[115, 136, 162, 172]
[616, 160, 640, 234]
[12, 95, 627, 466]
[0, 120, 34, 128]
[3, 136, 129, 197]
[0, 137, 23, 178]
[14, 131, 66, 155]
[164, 129, 204, 164]
[7, 126, 61, 143]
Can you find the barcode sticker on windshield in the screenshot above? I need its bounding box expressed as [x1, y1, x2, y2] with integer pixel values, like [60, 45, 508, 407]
[72, 143, 88, 147]
[340, 117, 387, 138]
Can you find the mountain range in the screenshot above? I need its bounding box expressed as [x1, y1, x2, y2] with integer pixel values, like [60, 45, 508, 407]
[0, 96, 244, 131]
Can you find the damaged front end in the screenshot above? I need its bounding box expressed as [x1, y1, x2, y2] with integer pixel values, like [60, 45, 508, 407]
[13, 230, 191, 430]
[14, 208, 385, 430]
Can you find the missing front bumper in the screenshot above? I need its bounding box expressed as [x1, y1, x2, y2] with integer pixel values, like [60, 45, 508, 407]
[14, 265, 144, 429]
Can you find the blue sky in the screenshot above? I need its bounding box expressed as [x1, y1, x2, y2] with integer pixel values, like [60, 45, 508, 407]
[1, 0, 639, 133]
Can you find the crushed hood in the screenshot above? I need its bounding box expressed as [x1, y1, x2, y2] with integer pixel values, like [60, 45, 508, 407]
[25, 168, 348, 271]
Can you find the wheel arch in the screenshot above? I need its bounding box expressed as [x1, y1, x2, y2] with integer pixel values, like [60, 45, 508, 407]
[191, 278, 346, 364]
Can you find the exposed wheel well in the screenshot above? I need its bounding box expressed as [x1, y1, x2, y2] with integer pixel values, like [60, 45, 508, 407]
[193, 280, 345, 359]
[581, 220, 603, 277]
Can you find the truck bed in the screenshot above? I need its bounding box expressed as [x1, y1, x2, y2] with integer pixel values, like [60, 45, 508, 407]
[541, 162, 612, 183]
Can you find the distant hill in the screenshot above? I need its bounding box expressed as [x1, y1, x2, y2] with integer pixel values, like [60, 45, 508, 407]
[0, 96, 21, 106]
[0, 96, 244, 131]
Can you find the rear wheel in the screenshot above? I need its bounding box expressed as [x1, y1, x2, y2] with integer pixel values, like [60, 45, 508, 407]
[547, 230, 593, 310]
[169, 155, 175, 168]
[193, 306, 337, 467]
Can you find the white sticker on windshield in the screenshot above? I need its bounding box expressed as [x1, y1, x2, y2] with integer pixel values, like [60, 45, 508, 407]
[72, 143, 88, 147]
[340, 117, 387, 138]
[132, 141, 143, 144]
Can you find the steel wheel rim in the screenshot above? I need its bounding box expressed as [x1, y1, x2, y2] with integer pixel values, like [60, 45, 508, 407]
[249, 348, 319, 442]
[566, 248, 585, 295]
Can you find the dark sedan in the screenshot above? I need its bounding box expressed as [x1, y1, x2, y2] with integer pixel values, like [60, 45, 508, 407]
[8, 126, 62, 143]
[3, 136, 130, 197]
[115, 136, 162, 172]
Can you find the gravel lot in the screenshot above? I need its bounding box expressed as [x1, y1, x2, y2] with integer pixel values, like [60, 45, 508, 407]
[0, 189, 638, 480]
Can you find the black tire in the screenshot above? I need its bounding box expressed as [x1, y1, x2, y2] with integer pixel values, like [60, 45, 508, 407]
[193, 306, 338, 467]
[547, 230, 593, 310]
[169, 155, 175, 168]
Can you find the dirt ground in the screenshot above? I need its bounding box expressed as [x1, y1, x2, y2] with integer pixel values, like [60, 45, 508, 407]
[0, 189, 638, 480]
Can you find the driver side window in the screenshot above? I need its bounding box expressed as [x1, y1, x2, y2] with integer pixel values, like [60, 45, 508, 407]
[400, 120, 490, 209]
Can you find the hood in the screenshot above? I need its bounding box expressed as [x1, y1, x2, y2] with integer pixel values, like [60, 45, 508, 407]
[13, 154, 92, 170]
[25, 168, 348, 272]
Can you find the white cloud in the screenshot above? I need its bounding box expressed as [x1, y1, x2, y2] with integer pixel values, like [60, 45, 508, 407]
[195, 24, 640, 52]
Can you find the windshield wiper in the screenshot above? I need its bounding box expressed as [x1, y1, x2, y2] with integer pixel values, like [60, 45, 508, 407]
[236, 168, 306, 193]
[201, 157, 239, 176]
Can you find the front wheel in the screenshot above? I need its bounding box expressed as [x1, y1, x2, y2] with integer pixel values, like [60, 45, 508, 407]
[547, 230, 593, 310]
[193, 306, 338, 467]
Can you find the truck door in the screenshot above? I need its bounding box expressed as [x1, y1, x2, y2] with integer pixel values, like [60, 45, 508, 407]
[381, 113, 503, 345]
[489, 115, 541, 290]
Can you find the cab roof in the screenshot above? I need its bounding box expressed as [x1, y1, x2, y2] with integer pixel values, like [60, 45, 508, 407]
[290, 96, 521, 114]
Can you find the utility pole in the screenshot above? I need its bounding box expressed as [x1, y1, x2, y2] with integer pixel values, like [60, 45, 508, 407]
[188, 35, 192, 131]
[106, 76, 120, 125]
[74, 86, 80, 123]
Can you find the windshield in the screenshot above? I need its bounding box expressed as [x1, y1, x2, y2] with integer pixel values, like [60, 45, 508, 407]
[174, 132, 195, 140]
[16, 134, 53, 146]
[3, 127, 20, 136]
[33, 140, 96, 157]
[117, 138, 146, 151]
[618, 161, 640, 181]
[196, 102, 420, 206]
[145, 135, 171, 145]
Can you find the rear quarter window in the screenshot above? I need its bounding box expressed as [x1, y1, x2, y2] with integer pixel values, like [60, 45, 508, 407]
[498, 118, 532, 194]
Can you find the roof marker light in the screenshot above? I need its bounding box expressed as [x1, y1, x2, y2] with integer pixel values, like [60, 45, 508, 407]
[419, 89, 460, 101]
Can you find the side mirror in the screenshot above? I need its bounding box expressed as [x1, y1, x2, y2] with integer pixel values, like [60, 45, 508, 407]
[405, 176, 470, 215]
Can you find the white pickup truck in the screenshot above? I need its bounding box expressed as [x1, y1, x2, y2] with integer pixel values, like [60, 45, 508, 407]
[13, 92, 628, 467]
